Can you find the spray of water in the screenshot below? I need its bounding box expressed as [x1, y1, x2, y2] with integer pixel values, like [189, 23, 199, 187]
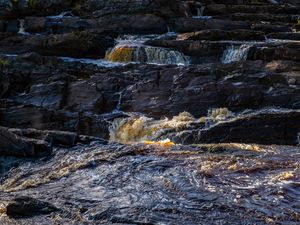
[221, 44, 252, 64]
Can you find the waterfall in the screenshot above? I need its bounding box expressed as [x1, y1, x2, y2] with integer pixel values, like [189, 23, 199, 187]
[18, 19, 29, 35]
[221, 44, 252, 64]
[105, 45, 190, 65]
[197, 6, 205, 17]
[111, 91, 124, 113]
[193, 6, 211, 19]
[109, 112, 195, 143]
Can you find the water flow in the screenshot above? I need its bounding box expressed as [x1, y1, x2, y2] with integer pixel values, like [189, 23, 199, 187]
[221, 44, 252, 64]
[47, 11, 78, 19]
[193, 6, 212, 19]
[105, 35, 190, 65]
[197, 6, 205, 17]
[111, 91, 124, 113]
[18, 19, 29, 35]
[109, 112, 196, 143]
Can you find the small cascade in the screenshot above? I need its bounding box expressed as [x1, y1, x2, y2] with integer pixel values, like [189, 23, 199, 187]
[106, 35, 190, 65]
[193, 6, 212, 20]
[109, 109, 234, 144]
[112, 91, 123, 113]
[106, 45, 190, 65]
[221, 44, 252, 64]
[167, 25, 172, 33]
[109, 112, 196, 143]
[197, 6, 205, 17]
[18, 19, 29, 35]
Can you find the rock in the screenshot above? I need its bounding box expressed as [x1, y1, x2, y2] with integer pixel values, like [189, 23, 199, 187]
[177, 29, 265, 41]
[251, 23, 292, 33]
[9, 128, 78, 147]
[13, 81, 67, 109]
[0, 0, 73, 19]
[6, 196, 58, 218]
[96, 13, 167, 34]
[79, 0, 188, 18]
[0, 126, 34, 157]
[2, 141, 300, 224]
[0, 126, 52, 157]
[0, 31, 115, 58]
[0, 105, 111, 139]
[155, 108, 300, 145]
[197, 109, 300, 145]
[249, 42, 300, 61]
[146, 39, 226, 63]
[172, 18, 250, 33]
[0, 72, 9, 98]
[267, 32, 300, 40]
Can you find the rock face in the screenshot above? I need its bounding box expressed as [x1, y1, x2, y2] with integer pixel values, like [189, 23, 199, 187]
[0, 126, 35, 157]
[1, 142, 300, 224]
[0, 0, 300, 223]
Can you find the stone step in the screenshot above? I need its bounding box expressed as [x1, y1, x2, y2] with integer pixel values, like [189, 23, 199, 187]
[203, 4, 300, 16]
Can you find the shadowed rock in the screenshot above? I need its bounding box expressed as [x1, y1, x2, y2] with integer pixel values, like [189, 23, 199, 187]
[0, 126, 52, 157]
[6, 196, 58, 218]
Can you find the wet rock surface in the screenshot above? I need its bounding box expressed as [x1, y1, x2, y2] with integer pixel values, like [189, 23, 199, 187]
[0, 0, 300, 223]
[0, 142, 300, 224]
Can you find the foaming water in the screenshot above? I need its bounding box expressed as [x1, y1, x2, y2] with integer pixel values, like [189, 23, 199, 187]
[106, 34, 190, 65]
[109, 112, 196, 143]
[1, 142, 299, 224]
[105, 45, 190, 65]
[109, 109, 233, 143]
[221, 44, 252, 64]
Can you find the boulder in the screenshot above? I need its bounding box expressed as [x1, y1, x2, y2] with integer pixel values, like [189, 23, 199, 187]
[9, 128, 79, 147]
[0, 31, 115, 58]
[6, 196, 58, 218]
[197, 109, 300, 145]
[0, 126, 52, 157]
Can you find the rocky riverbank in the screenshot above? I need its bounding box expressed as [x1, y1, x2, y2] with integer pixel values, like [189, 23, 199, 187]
[0, 0, 300, 224]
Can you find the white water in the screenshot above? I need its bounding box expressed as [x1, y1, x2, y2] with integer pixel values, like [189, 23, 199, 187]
[106, 34, 190, 65]
[221, 44, 252, 64]
[106, 44, 190, 65]
[59, 57, 124, 67]
[193, 6, 212, 20]
[18, 19, 29, 35]
[47, 11, 78, 19]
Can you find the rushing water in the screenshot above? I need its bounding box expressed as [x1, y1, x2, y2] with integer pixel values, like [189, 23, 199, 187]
[109, 109, 233, 144]
[18, 19, 29, 35]
[221, 44, 252, 64]
[105, 35, 190, 65]
[106, 45, 190, 65]
[1, 141, 299, 224]
[192, 6, 212, 20]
